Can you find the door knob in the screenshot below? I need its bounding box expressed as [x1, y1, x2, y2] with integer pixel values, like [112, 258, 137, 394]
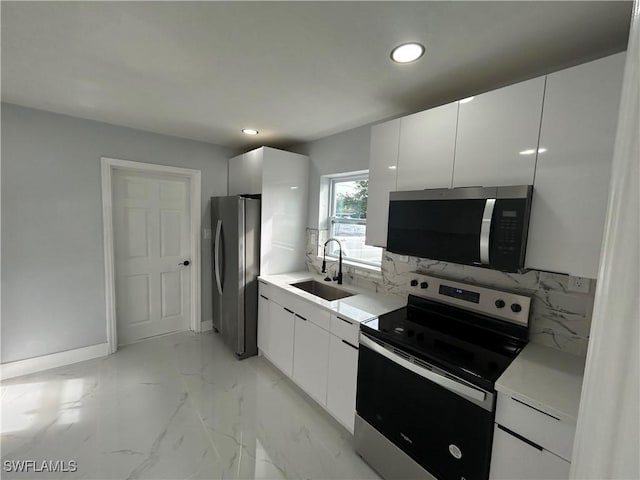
[179, 260, 190, 266]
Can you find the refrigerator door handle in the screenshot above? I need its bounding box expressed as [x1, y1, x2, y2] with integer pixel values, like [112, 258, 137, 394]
[214, 219, 223, 295]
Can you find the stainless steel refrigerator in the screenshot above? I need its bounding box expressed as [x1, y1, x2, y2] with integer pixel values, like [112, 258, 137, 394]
[211, 195, 260, 359]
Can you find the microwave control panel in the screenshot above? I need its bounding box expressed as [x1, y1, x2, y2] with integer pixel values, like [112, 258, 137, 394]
[489, 198, 530, 271]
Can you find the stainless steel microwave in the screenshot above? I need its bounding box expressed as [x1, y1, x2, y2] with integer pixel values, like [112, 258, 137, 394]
[386, 185, 533, 272]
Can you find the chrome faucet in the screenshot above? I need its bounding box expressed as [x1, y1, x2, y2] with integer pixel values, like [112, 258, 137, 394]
[321, 238, 343, 285]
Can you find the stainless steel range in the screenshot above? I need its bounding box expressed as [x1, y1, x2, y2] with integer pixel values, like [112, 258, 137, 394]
[354, 274, 531, 480]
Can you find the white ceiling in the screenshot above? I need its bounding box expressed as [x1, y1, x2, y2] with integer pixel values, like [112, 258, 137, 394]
[1, 1, 631, 150]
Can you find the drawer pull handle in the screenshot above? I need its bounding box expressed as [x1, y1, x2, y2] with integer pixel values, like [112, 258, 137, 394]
[341, 339, 358, 350]
[284, 308, 294, 314]
[295, 314, 307, 321]
[337, 316, 353, 325]
[497, 424, 543, 451]
[260, 295, 268, 300]
[512, 398, 561, 421]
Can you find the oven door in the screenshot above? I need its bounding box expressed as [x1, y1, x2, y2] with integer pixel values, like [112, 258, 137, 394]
[356, 334, 495, 480]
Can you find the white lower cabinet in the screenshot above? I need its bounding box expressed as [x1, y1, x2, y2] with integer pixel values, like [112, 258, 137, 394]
[257, 281, 362, 433]
[292, 314, 330, 406]
[326, 334, 359, 432]
[490, 425, 570, 480]
[257, 293, 270, 354]
[266, 303, 295, 377]
[490, 393, 575, 480]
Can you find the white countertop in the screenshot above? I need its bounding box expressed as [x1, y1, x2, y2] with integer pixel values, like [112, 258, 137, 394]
[496, 343, 586, 423]
[258, 271, 405, 323]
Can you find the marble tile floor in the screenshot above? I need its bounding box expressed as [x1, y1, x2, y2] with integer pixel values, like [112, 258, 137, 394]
[1, 331, 380, 480]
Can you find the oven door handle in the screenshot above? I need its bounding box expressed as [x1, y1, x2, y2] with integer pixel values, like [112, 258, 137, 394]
[359, 335, 487, 404]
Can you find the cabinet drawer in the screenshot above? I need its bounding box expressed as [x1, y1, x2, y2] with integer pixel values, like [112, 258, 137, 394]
[291, 296, 330, 331]
[496, 393, 575, 461]
[330, 314, 359, 345]
[490, 424, 570, 480]
[265, 282, 291, 307]
[258, 280, 274, 300]
[267, 285, 331, 331]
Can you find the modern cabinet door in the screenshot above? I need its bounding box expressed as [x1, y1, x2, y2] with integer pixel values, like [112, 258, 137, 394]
[525, 53, 625, 278]
[292, 314, 330, 406]
[396, 102, 458, 190]
[490, 425, 570, 480]
[228, 149, 263, 196]
[267, 303, 295, 377]
[453, 77, 545, 188]
[326, 334, 359, 432]
[257, 294, 270, 355]
[366, 119, 400, 247]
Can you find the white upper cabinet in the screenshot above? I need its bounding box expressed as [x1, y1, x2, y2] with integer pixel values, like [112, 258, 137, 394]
[396, 102, 459, 190]
[227, 147, 309, 275]
[366, 119, 400, 247]
[228, 149, 263, 195]
[452, 77, 545, 187]
[261, 148, 309, 275]
[526, 53, 625, 278]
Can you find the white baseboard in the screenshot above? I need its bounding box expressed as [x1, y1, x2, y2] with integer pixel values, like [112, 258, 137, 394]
[0, 343, 110, 381]
[201, 320, 213, 332]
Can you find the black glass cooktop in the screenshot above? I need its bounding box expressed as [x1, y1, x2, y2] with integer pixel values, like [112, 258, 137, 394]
[360, 294, 528, 391]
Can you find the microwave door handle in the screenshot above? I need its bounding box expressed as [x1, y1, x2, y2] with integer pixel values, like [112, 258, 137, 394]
[480, 198, 496, 265]
[359, 335, 488, 408]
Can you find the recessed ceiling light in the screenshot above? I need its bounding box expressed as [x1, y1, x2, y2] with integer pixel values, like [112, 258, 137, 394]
[459, 96, 475, 104]
[537, 148, 547, 154]
[388, 165, 397, 170]
[242, 128, 259, 135]
[390, 43, 425, 64]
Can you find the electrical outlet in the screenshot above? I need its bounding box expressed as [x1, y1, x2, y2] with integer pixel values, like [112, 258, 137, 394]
[203, 228, 212, 240]
[568, 276, 590, 293]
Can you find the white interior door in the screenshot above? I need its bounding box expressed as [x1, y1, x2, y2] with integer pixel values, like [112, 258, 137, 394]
[112, 169, 191, 345]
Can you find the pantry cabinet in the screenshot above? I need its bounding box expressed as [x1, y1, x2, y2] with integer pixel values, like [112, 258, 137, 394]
[452, 77, 545, 188]
[228, 146, 309, 275]
[366, 119, 400, 247]
[396, 101, 458, 191]
[525, 53, 626, 278]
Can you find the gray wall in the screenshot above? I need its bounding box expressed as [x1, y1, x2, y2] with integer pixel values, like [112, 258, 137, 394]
[1, 103, 231, 364]
[291, 125, 371, 229]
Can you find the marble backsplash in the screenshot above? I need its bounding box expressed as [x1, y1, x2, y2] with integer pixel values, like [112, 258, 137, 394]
[306, 228, 595, 357]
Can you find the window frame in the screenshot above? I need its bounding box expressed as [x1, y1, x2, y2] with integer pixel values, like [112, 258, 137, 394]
[326, 173, 381, 268]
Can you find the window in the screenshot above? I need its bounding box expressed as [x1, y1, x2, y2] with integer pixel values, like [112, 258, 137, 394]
[327, 173, 382, 267]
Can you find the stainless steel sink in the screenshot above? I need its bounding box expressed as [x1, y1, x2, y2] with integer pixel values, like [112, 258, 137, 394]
[291, 280, 354, 301]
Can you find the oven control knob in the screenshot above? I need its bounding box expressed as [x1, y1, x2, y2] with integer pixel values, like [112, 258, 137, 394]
[511, 303, 522, 313]
[449, 444, 462, 460]
[420, 281, 429, 289]
[410, 280, 418, 287]
[495, 299, 506, 309]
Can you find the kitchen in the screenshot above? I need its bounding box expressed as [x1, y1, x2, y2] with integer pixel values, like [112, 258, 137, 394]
[1, 2, 638, 480]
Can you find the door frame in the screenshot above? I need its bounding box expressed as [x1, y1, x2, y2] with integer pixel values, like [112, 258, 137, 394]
[101, 157, 202, 354]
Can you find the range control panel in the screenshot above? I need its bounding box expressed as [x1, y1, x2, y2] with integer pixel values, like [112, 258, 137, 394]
[407, 272, 531, 327]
